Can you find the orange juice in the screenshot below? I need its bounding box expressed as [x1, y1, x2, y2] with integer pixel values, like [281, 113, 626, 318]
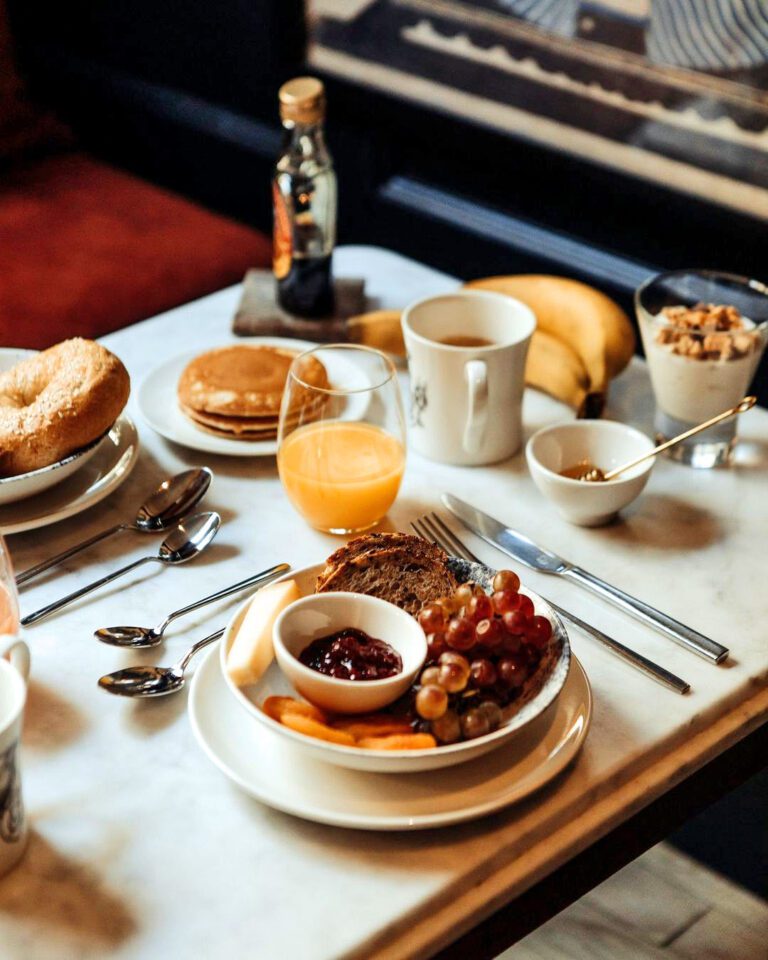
[278, 421, 405, 532]
[0, 582, 19, 635]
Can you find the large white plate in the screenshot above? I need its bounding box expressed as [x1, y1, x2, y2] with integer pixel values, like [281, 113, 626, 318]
[138, 338, 319, 457]
[189, 645, 591, 831]
[0, 415, 139, 535]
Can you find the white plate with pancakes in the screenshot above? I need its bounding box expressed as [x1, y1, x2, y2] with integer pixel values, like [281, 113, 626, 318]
[139, 338, 371, 456]
[138, 338, 319, 456]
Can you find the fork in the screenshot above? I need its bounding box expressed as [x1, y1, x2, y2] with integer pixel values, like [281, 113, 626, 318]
[411, 512, 691, 695]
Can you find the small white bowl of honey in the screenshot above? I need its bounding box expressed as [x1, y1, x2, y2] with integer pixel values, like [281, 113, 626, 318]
[526, 420, 655, 526]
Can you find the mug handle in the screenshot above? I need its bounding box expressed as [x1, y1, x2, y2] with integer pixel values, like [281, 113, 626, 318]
[463, 360, 488, 456]
[0, 636, 30, 683]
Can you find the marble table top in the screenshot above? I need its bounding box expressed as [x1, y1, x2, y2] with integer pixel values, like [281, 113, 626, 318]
[2, 246, 766, 960]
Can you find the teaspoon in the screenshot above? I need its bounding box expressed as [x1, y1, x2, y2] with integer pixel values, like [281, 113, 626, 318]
[95, 562, 289, 648]
[16, 467, 213, 586]
[98, 628, 224, 697]
[21, 512, 221, 626]
[573, 397, 756, 481]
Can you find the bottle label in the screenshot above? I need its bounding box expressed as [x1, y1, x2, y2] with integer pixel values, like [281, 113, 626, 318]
[272, 183, 292, 280]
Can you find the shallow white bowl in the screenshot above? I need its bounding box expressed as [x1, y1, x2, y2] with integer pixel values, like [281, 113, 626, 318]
[526, 420, 655, 526]
[220, 562, 570, 774]
[0, 348, 108, 505]
[273, 592, 426, 714]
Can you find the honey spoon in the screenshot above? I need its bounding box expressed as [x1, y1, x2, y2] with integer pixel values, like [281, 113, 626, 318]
[574, 396, 756, 482]
[15, 467, 213, 586]
[21, 512, 221, 626]
[95, 563, 289, 648]
[98, 628, 224, 697]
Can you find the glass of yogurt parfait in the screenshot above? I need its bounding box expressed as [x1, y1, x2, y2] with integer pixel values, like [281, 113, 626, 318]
[636, 270, 768, 467]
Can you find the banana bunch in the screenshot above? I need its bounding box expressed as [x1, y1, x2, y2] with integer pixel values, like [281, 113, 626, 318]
[465, 275, 636, 417]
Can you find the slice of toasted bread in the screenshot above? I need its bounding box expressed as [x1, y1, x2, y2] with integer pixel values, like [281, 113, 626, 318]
[316, 533, 436, 591]
[315, 533, 457, 615]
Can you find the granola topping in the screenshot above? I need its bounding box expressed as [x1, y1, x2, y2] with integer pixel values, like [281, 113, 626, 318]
[655, 303, 757, 361]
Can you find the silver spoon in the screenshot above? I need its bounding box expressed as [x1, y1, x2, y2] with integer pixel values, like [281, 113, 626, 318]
[95, 562, 289, 648]
[21, 512, 221, 626]
[15, 467, 213, 586]
[98, 628, 224, 697]
[574, 396, 757, 481]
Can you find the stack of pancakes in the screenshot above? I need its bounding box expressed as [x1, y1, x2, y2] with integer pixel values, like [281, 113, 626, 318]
[177, 345, 329, 440]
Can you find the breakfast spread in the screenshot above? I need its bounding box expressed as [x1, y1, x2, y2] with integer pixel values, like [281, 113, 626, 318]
[177, 344, 329, 440]
[299, 628, 402, 680]
[645, 303, 761, 423]
[0, 338, 130, 477]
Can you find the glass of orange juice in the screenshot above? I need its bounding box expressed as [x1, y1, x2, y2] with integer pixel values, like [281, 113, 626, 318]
[0, 536, 20, 636]
[277, 344, 406, 534]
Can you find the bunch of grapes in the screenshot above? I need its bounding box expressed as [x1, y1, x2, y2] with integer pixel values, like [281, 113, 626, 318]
[412, 570, 552, 743]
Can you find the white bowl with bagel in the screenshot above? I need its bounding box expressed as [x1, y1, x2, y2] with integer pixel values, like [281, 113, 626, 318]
[220, 534, 571, 774]
[0, 342, 131, 504]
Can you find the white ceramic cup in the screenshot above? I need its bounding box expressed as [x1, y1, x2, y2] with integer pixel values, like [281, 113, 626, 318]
[0, 635, 30, 877]
[402, 291, 536, 465]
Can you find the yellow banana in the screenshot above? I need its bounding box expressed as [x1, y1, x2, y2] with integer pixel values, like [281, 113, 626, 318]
[465, 275, 636, 397]
[526, 329, 601, 417]
[347, 310, 405, 358]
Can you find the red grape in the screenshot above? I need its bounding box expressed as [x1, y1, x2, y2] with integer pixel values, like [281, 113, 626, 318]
[420, 665, 441, 687]
[476, 700, 503, 731]
[493, 569, 520, 593]
[454, 583, 474, 606]
[502, 609, 528, 636]
[426, 632, 447, 660]
[492, 589, 520, 615]
[526, 615, 552, 649]
[431, 709, 461, 744]
[501, 630, 522, 654]
[475, 617, 504, 650]
[470, 658, 497, 688]
[517, 594, 534, 618]
[439, 660, 470, 693]
[418, 603, 446, 634]
[416, 684, 448, 720]
[498, 655, 528, 688]
[467, 594, 493, 623]
[446, 616, 475, 651]
[461, 708, 491, 740]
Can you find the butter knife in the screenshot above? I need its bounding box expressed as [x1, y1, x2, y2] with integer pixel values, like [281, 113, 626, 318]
[442, 493, 728, 664]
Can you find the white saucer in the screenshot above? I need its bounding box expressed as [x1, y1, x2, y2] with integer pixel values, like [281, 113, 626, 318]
[0, 415, 139, 535]
[188, 645, 591, 831]
[138, 338, 319, 457]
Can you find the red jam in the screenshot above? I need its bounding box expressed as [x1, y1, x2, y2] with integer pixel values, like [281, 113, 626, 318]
[299, 628, 402, 681]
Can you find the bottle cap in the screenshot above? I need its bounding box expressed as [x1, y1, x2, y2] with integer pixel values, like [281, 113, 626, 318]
[279, 77, 326, 125]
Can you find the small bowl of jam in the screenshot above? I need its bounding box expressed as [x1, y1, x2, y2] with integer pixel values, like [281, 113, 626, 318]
[273, 593, 427, 714]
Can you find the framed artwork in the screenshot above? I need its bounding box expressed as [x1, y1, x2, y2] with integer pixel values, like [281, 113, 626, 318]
[311, 0, 768, 220]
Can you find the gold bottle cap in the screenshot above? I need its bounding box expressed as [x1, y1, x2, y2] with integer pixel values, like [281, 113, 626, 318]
[279, 77, 326, 125]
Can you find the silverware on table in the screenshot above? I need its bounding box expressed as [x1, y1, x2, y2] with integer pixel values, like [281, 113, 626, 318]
[442, 493, 728, 664]
[95, 562, 290, 648]
[15, 467, 213, 587]
[412, 512, 690, 695]
[21, 512, 221, 627]
[98, 628, 224, 697]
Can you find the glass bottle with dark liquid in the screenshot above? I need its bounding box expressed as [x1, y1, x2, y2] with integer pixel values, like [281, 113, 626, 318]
[273, 77, 337, 318]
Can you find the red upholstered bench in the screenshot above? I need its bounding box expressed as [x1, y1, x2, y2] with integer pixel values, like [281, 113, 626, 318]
[0, 152, 271, 350]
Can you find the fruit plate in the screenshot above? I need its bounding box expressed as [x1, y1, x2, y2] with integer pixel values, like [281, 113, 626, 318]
[218, 562, 571, 773]
[189, 643, 591, 830]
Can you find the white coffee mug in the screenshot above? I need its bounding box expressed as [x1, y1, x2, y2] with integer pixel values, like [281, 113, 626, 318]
[402, 290, 536, 465]
[0, 635, 30, 877]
